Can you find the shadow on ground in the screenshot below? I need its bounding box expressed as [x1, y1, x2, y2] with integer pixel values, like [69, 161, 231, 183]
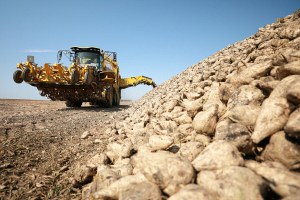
[57, 104, 131, 112]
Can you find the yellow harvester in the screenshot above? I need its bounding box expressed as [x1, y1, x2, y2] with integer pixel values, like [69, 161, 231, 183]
[13, 46, 156, 107]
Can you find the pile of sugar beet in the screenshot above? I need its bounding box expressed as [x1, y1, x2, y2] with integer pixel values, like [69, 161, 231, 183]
[72, 10, 300, 200]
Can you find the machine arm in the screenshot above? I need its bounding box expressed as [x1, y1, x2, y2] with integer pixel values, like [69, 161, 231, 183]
[119, 76, 157, 89]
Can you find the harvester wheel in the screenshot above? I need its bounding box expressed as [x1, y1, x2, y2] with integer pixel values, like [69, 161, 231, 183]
[71, 69, 79, 83]
[113, 93, 117, 106]
[118, 90, 121, 105]
[84, 72, 92, 85]
[22, 68, 32, 82]
[13, 70, 23, 84]
[76, 101, 82, 107]
[113, 91, 120, 106]
[97, 101, 105, 107]
[105, 87, 113, 108]
[66, 100, 82, 107]
[66, 101, 75, 107]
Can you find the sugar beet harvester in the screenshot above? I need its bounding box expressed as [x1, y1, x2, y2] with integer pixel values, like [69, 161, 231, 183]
[13, 46, 156, 107]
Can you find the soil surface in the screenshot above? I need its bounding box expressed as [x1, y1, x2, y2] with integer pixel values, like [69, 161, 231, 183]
[0, 99, 131, 200]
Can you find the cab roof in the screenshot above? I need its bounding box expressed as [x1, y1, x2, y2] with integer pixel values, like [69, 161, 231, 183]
[70, 46, 100, 52]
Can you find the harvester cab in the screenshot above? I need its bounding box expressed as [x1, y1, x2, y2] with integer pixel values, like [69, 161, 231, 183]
[13, 46, 156, 107]
[70, 46, 101, 69]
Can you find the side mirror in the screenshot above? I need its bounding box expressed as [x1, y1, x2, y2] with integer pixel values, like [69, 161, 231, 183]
[57, 51, 63, 63]
[27, 55, 34, 63]
[113, 53, 117, 62]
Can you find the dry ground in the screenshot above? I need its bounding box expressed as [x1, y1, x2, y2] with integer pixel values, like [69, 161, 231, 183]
[0, 99, 131, 200]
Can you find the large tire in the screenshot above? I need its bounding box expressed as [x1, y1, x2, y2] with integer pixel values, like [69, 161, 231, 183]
[22, 68, 31, 82]
[66, 101, 75, 107]
[75, 101, 82, 107]
[113, 93, 117, 106]
[84, 72, 93, 85]
[105, 87, 113, 108]
[13, 70, 23, 84]
[113, 91, 120, 106]
[71, 69, 79, 83]
[118, 90, 121, 105]
[97, 101, 105, 107]
[66, 100, 82, 107]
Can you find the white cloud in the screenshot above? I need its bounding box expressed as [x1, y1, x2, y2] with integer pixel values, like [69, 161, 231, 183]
[23, 49, 57, 53]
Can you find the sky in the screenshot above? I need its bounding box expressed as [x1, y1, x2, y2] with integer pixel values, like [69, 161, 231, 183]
[0, 0, 299, 101]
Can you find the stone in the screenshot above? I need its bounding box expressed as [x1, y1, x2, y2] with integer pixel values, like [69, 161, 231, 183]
[81, 131, 91, 139]
[228, 105, 261, 127]
[186, 92, 201, 101]
[203, 82, 226, 117]
[173, 112, 193, 125]
[260, 131, 300, 170]
[131, 151, 195, 196]
[149, 135, 174, 151]
[87, 153, 109, 166]
[226, 75, 254, 88]
[269, 75, 300, 98]
[214, 123, 253, 155]
[74, 164, 97, 184]
[177, 123, 193, 134]
[219, 83, 237, 103]
[197, 166, 268, 200]
[281, 191, 300, 200]
[284, 108, 300, 139]
[216, 70, 227, 82]
[168, 184, 215, 200]
[192, 140, 244, 171]
[194, 134, 211, 147]
[119, 181, 162, 200]
[176, 142, 205, 162]
[90, 169, 121, 195]
[180, 100, 202, 117]
[81, 185, 91, 200]
[277, 60, 300, 80]
[286, 79, 300, 104]
[97, 164, 110, 172]
[131, 128, 149, 151]
[165, 100, 178, 112]
[271, 38, 290, 47]
[280, 18, 300, 39]
[106, 138, 134, 163]
[93, 139, 102, 144]
[251, 80, 280, 95]
[251, 97, 293, 144]
[110, 163, 133, 177]
[227, 85, 265, 110]
[192, 104, 218, 136]
[239, 60, 273, 79]
[245, 160, 300, 197]
[92, 174, 148, 199]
